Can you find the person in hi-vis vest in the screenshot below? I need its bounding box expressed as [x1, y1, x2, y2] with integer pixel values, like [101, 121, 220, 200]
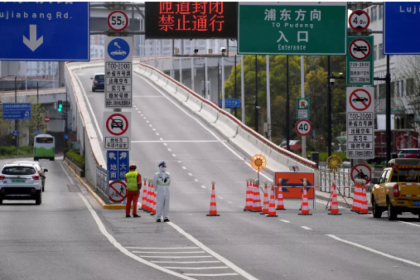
[124, 164, 142, 218]
[153, 161, 171, 222]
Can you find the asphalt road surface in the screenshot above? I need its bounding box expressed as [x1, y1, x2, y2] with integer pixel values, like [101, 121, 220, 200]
[1, 66, 420, 280]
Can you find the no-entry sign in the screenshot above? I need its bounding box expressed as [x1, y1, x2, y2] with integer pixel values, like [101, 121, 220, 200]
[349, 88, 372, 112]
[351, 164, 372, 184]
[346, 36, 374, 86]
[349, 38, 371, 60]
[103, 112, 131, 138]
[44, 116, 50, 123]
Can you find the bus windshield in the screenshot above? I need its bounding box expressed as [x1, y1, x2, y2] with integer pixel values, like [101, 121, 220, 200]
[36, 137, 54, 144]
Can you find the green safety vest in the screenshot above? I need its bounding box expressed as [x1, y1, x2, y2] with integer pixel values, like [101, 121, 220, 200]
[125, 171, 139, 191]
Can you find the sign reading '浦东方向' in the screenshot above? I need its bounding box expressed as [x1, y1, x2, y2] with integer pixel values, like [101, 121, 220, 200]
[238, 2, 347, 55]
[145, 2, 238, 39]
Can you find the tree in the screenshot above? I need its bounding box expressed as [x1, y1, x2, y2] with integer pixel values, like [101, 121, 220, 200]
[21, 96, 47, 146]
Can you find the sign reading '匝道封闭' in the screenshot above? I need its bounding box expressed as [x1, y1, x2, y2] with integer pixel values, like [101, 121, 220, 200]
[238, 2, 348, 55]
[145, 2, 238, 39]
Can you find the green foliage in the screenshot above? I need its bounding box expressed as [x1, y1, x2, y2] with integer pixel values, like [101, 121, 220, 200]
[0, 145, 33, 157]
[223, 55, 347, 153]
[65, 149, 85, 170]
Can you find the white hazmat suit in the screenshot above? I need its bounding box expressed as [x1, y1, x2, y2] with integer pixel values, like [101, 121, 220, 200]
[153, 163, 171, 222]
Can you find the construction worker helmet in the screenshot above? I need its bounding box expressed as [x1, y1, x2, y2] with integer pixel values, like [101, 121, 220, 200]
[129, 164, 137, 170]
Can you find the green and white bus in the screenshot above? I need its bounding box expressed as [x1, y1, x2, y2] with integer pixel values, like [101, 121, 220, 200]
[34, 134, 55, 161]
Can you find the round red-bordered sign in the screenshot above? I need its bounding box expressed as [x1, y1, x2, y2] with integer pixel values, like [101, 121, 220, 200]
[349, 88, 372, 111]
[108, 11, 129, 32]
[349, 10, 370, 32]
[295, 119, 312, 136]
[44, 116, 50, 123]
[351, 164, 372, 184]
[106, 113, 129, 136]
[109, 181, 127, 203]
[349, 38, 371, 61]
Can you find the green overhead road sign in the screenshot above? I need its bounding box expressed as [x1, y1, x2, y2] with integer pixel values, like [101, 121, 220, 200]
[346, 36, 374, 86]
[238, 2, 348, 55]
[296, 98, 310, 120]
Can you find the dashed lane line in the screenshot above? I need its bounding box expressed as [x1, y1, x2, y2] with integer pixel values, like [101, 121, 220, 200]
[301, 226, 312, 230]
[165, 267, 229, 270]
[400, 221, 420, 228]
[126, 247, 199, 250]
[184, 273, 239, 277]
[327, 234, 420, 268]
[133, 251, 207, 254]
[280, 219, 291, 223]
[151, 261, 221, 264]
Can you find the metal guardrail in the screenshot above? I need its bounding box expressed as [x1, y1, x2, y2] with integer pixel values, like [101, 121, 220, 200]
[318, 161, 353, 198]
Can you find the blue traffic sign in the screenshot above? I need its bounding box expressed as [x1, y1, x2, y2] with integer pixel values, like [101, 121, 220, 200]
[2, 103, 31, 120]
[107, 151, 129, 181]
[64, 134, 69, 140]
[0, 2, 90, 61]
[13, 130, 18, 136]
[107, 38, 130, 61]
[384, 2, 420, 54]
[219, 98, 241, 108]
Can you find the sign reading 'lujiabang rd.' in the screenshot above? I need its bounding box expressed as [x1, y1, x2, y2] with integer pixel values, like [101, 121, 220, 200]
[238, 2, 347, 55]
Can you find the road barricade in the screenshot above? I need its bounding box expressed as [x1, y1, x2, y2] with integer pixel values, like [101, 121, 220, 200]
[274, 172, 315, 209]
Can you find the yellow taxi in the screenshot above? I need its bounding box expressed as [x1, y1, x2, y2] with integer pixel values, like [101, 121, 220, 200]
[371, 159, 420, 220]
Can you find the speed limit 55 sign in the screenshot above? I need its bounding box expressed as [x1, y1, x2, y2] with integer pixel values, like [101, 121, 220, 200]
[296, 119, 312, 136]
[108, 11, 129, 32]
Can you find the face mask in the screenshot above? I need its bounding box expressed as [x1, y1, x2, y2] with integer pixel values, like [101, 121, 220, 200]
[160, 167, 167, 172]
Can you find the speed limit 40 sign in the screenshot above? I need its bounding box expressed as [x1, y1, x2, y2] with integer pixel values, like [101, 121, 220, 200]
[296, 120, 312, 136]
[108, 11, 129, 32]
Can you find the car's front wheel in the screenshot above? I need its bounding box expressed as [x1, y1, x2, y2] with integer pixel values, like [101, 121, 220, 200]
[92, 88, 95, 92]
[372, 196, 383, 218]
[35, 192, 42, 205]
[387, 199, 397, 221]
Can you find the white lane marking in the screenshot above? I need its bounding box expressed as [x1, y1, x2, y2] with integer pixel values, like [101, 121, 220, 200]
[194, 179, 198, 182]
[138, 74, 273, 182]
[133, 251, 206, 254]
[184, 273, 239, 277]
[138, 111, 141, 113]
[182, 166, 187, 169]
[156, 133, 160, 136]
[173, 154, 177, 157]
[153, 129, 156, 131]
[327, 234, 420, 268]
[188, 173, 193, 176]
[133, 95, 165, 98]
[164, 143, 167, 146]
[168, 222, 258, 280]
[218, 196, 224, 200]
[131, 140, 225, 143]
[140, 256, 213, 259]
[152, 261, 221, 264]
[165, 267, 229, 270]
[76, 193, 194, 280]
[178, 161, 182, 163]
[201, 185, 206, 189]
[400, 221, 420, 228]
[227, 201, 232, 204]
[280, 220, 291, 223]
[74, 74, 103, 141]
[301, 226, 312, 230]
[168, 148, 172, 152]
[126, 247, 199, 250]
[60, 162, 75, 185]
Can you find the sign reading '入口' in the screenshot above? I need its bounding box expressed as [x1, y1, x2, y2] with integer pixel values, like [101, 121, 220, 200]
[145, 2, 238, 39]
[238, 2, 347, 55]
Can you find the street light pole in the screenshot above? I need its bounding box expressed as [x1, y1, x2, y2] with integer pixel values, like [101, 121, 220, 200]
[286, 55, 290, 151]
[327, 56, 332, 157]
[255, 55, 258, 133]
[386, 55, 391, 162]
[15, 76, 18, 148]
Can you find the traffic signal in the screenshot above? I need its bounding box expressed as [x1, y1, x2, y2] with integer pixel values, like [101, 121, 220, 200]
[57, 100, 63, 112]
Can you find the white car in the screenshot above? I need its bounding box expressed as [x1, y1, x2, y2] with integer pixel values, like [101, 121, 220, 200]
[111, 50, 126, 56]
[13, 161, 48, 192]
[0, 163, 43, 205]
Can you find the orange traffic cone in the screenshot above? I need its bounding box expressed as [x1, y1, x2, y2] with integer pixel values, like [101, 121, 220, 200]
[299, 179, 312, 215]
[147, 179, 153, 212]
[150, 184, 156, 216]
[252, 180, 262, 212]
[359, 180, 370, 214]
[276, 179, 286, 210]
[244, 179, 253, 211]
[261, 182, 269, 215]
[266, 184, 278, 217]
[207, 181, 220, 216]
[141, 178, 148, 210]
[351, 181, 361, 213]
[328, 182, 341, 215]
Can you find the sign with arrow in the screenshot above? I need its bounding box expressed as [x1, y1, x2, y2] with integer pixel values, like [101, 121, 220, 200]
[0, 2, 90, 61]
[219, 98, 241, 108]
[274, 172, 315, 201]
[107, 150, 129, 181]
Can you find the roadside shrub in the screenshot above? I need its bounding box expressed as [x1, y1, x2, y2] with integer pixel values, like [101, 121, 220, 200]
[66, 149, 85, 170]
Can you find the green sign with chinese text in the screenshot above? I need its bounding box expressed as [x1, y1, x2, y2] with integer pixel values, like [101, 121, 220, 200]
[238, 3, 347, 55]
[346, 36, 374, 86]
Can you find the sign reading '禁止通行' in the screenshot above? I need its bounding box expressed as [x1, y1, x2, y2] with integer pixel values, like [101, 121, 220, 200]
[238, 2, 348, 55]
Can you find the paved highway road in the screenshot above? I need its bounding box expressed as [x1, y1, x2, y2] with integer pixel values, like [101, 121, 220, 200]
[2, 65, 420, 280]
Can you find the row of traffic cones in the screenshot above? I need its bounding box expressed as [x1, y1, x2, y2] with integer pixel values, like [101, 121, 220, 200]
[351, 179, 370, 214]
[140, 178, 156, 215]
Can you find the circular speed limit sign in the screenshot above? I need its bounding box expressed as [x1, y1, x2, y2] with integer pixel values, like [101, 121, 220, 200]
[108, 11, 129, 32]
[295, 119, 312, 136]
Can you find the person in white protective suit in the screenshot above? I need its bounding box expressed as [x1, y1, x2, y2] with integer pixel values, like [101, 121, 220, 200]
[153, 161, 171, 222]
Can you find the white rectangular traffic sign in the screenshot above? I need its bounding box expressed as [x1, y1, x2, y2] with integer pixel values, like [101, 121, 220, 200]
[104, 137, 130, 150]
[105, 36, 133, 108]
[103, 111, 131, 139]
[346, 87, 375, 159]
